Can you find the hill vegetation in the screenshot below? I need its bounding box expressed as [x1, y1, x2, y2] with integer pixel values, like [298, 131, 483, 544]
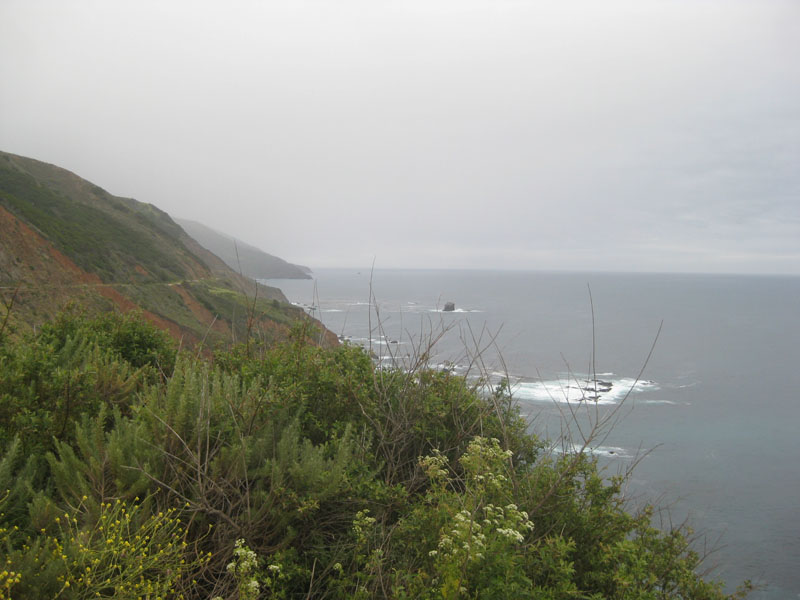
[0, 310, 749, 599]
[0, 151, 331, 348]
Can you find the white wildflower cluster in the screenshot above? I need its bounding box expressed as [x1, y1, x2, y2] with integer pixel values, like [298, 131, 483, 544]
[419, 449, 449, 481]
[352, 509, 377, 545]
[227, 539, 262, 600]
[436, 503, 533, 566]
[459, 437, 514, 494]
[472, 470, 508, 489]
[496, 528, 525, 543]
[423, 436, 533, 585]
[228, 538, 258, 573]
[487, 503, 534, 542]
[437, 509, 488, 562]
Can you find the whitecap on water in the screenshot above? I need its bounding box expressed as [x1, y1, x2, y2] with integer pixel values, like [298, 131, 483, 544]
[429, 362, 471, 376]
[511, 376, 659, 406]
[552, 443, 634, 459]
[348, 336, 408, 348]
[639, 399, 678, 405]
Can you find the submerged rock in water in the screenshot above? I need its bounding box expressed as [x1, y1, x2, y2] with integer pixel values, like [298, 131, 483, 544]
[443, 301, 455, 312]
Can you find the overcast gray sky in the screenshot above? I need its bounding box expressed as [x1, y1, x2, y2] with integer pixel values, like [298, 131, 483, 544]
[1, 0, 798, 274]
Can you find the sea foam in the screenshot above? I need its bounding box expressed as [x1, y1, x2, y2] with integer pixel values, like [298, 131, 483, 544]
[511, 376, 659, 406]
[552, 443, 634, 459]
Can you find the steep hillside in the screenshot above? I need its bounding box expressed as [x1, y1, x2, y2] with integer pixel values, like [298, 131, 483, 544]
[176, 218, 311, 280]
[0, 151, 334, 347]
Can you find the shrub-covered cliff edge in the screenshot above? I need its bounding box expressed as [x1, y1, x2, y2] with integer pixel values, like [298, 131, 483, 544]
[0, 311, 750, 599]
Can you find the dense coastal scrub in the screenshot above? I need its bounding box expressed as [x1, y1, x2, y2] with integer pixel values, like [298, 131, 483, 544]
[0, 311, 749, 599]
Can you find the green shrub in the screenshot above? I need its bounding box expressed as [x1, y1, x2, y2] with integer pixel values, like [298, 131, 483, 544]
[0, 310, 174, 455]
[0, 310, 748, 598]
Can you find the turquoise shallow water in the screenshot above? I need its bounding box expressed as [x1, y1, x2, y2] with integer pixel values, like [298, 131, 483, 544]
[271, 269, 800, 598]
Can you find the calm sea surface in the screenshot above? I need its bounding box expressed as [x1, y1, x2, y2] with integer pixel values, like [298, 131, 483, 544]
[271, 269, 800, 598]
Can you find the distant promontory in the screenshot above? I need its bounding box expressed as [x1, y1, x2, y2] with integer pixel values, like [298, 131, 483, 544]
[176, 218, 311, 280]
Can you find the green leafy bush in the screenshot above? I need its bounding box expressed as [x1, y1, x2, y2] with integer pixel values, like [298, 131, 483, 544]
[0, 311, 749, 599]
[0, 310, 174, 455]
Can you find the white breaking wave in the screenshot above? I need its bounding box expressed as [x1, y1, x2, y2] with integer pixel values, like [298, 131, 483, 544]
[552, 443, 634, 459]
[511, 376, 659, 406]
[429, 362, 472, 376]
[348, 336, 408, 347]
[639, 399, 678, 405]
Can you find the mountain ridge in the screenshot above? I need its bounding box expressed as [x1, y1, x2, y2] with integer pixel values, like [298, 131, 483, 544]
[175, 217, 311, 280]
[0, 150, 335, 347]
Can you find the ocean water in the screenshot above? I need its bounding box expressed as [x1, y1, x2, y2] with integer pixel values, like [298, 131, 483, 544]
[270, 269, 800, 598]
